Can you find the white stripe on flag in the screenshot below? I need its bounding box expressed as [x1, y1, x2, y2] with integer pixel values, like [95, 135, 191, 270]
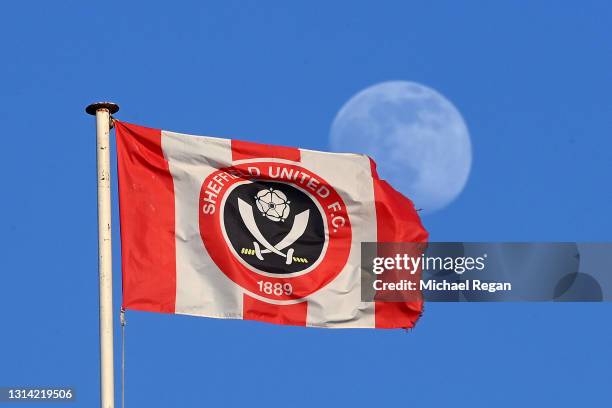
[299, 149, 377, 328]
[162, 130, 245, 319]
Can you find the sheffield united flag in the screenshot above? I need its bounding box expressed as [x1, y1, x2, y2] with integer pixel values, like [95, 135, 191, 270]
[116, 121, 428, 329]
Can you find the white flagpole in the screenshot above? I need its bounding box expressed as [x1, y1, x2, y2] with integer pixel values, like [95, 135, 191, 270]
[86, 102, 120, 408]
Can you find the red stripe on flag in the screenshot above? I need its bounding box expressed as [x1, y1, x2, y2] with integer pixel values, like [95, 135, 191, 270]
[370, 158, 428, 329]
[116, 121, 176, 313]
[243, 295, 308, 326]
[231, 139, 301, 162]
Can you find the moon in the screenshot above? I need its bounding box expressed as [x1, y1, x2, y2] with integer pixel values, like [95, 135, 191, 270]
[329, 81, 472, 214]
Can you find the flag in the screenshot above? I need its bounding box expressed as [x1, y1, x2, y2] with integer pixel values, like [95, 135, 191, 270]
[116, 121, 428, 328]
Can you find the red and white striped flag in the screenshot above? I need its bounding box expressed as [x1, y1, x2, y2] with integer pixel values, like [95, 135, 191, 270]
[116, 121, 427, 328]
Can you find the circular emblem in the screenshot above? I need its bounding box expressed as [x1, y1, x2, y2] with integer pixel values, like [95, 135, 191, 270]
[224, 181, 325, 276]
[199, 162, 352, 301]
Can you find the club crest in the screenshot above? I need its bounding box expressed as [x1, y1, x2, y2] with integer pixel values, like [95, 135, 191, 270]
[199, 162, 352, 300]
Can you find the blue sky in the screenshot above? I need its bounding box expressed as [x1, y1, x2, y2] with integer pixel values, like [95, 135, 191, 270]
[1, 1, 611, 407]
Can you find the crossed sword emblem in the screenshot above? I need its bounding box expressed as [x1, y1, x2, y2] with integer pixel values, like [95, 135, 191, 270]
[237, 198, 310, 265]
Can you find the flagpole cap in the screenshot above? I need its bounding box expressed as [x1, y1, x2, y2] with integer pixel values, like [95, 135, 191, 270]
[85, 102, 120, 116]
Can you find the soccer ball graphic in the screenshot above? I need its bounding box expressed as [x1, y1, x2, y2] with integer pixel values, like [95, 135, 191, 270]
[255, 188, 290, 222]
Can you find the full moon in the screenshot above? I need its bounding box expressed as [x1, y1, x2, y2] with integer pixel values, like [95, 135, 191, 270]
[329, 81, 472, 214]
